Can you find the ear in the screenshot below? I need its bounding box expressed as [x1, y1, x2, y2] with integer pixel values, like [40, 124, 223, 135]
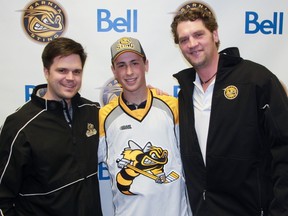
[145, 59, 149, 73]
[111, 64, 117, 79]
[213, 29, 219, 44]
[44, 67, 49, 79]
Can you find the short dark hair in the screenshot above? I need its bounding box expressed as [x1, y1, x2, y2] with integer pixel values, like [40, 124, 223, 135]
[171, 8, 220, 48]
[41, 37, 87, 69]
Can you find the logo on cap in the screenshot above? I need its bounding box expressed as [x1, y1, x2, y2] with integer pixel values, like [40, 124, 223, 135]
[111, 37, 145, 62]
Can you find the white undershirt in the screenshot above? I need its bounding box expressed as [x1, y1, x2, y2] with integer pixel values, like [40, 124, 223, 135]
[193, 74, 215, 165]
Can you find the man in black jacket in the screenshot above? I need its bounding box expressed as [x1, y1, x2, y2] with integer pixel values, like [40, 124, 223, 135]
[0, 37, 103, 215]
[171, 2, 288, 216]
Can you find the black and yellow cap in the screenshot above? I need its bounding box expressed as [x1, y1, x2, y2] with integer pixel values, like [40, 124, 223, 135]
[111, 37, 146, 62]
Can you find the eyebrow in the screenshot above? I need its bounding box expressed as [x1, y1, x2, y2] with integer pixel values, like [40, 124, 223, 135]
[115, 59, 139, 65]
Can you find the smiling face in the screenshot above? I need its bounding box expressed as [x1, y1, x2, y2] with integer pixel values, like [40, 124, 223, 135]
[112, 52, 148, 97]
[177, 19, 219, 70]
[43, 54, 83, 105]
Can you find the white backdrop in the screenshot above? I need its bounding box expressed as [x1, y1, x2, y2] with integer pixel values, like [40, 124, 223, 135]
[1, 0, 287, 215]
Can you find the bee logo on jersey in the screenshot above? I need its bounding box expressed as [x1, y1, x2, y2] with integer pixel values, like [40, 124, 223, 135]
[116, 140, 179, 195]
[223, 85, 238, 100]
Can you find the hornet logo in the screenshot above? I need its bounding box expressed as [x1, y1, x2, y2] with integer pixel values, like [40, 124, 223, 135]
[22, 0, 66, 43]
[116, 140, 179, 195]
[101, 78, 122, 105]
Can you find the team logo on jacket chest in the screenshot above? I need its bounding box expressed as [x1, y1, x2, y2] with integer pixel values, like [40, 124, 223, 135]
[223, 85, 238, 100]
[86, 123, 97, 137]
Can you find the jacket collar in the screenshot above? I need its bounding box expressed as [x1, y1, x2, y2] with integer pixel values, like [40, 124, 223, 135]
[173, 47, 243, 84]
[31, 84, 81, 111]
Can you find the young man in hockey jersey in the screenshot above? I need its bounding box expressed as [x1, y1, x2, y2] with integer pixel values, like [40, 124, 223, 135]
[98, 37, 191, 216]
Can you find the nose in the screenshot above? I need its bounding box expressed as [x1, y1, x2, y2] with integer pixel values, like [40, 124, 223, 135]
[126, 65, 133, 75]
[66, 71, 74, 80]
[188, 37, 198, 48]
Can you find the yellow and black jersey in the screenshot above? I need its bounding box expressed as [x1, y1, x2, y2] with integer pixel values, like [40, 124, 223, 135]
[99, 88, 191, 216]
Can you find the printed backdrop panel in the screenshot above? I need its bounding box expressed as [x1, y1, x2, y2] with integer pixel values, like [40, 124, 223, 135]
[0, 1, 287, 215]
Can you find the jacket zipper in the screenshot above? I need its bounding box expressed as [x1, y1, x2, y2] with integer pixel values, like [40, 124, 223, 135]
[203, 190, 206, 200]
[256, 168, 264, 215]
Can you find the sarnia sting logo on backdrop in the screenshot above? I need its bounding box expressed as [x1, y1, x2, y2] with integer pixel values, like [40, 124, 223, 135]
[101, 78, 123, 106]
[22, 0, 67, 43]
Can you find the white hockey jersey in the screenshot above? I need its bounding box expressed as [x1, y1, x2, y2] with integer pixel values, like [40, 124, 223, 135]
[99, 89, 191, 216]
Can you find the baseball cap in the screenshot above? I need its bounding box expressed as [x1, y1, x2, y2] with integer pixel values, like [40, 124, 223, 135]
[111, 37, 146, 62]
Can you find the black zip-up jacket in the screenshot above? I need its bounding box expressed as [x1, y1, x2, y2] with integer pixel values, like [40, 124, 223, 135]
[0, 84, 103, 215]
[173, 48, 288, 216]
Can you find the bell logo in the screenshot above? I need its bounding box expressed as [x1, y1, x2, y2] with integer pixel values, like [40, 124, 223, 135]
[98, 162, 110, 180]
[97, 9, 138, 32]
[173, 85, 180, 98]
[245, 11, 284, 35]
[25, 85, 35, 102]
